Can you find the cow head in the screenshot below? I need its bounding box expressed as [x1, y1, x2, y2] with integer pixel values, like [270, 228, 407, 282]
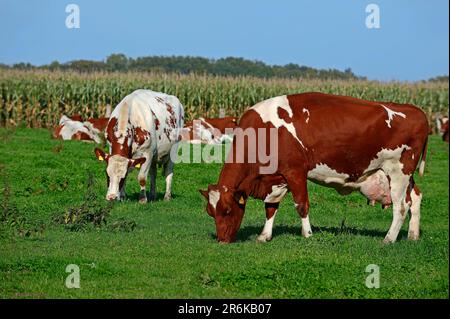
[200, 184, 247, 243]
[94, 148, 146, 201]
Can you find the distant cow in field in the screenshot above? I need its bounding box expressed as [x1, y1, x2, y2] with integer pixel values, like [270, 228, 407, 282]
[200, 92, 428, 244]
[53, 108, 110, 143]
[181, 116, 238, 144]
[53, 115, 103, 143]
[437, 116, 449, 143]
[94, 89, 184, 202]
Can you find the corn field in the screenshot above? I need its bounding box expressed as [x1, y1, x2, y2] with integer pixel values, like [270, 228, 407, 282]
[0, 69, 448, 128]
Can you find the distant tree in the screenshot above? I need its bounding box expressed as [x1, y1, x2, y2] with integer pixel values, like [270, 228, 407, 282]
[48, 60, 61, 71]
[12, 62, 34, 70]
[66, 60, 106, 72]
[427, 75, 449, 83]
[106, 53, 128, 71]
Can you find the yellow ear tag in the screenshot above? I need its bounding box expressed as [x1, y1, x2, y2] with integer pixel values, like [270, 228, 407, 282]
[98, 156, 104, 161]
[135, 163, 141, 169]
[239, 196, 245, 204]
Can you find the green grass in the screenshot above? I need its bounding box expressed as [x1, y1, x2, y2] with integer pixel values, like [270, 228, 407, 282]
[0, 128, 448, 299]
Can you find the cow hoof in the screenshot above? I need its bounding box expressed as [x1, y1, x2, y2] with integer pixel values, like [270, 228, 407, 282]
[163, 194, 172, 201]
[139, 197, 147, 204]
[256, 234, 272, 243]
[382, 237, 395, 244]
[407, 232, 419, 241]
[301, 230, 313, 238]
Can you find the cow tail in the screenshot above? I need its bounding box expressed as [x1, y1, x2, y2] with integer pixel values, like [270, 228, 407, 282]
[418, 137, 428, 177]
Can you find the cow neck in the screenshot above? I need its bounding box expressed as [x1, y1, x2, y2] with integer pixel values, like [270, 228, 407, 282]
[110, 141, 131, 158]
[106, 117, 132, 158]
[217, 162, 256, 194]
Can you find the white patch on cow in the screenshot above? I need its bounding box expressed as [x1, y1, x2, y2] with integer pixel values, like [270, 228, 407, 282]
[364, 144, 411, 173]
[208, 190, 220, 209]
[381, 104, 406, 128]
[257, 211, 277, 242]
[408, 189, 422, 240]
[264, 184, 288, 203]
[301, 215, 312, 238]
[307, 163, 350, 185]
[303, 108, 310, 123]
[251, 95, 306, 149]
[59, 115, 71, 125]
[106, 155, 129, 199]
[412, 154, 414, 160]
[82, 121, 96, 133]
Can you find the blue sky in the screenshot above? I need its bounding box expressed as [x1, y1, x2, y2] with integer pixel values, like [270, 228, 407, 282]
[0, 0, 448, 81]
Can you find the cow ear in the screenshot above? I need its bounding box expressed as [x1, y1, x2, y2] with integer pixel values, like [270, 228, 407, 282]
[199, 189, 209, 199]
[130, 157, 146, 168]
[233, 190, 247, 205]
[94, 148, 107, 162]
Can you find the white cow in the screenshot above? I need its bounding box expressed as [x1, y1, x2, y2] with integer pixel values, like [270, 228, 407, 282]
[94, 89, 184, 202]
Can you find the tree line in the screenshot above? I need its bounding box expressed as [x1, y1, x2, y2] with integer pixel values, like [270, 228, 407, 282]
[1, 54, 447, 82]
[0, 54, 363, 80]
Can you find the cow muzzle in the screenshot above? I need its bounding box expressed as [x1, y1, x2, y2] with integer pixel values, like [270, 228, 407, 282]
[106, 193, 120, 201]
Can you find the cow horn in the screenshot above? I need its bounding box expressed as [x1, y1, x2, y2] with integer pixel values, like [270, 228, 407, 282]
[239, 196, 245, 205]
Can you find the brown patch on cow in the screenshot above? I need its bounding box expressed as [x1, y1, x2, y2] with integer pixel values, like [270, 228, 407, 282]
[405, 178, 415, 206]
[441, 120, 449, 143]
[87, 117, 109, 131]
[155, 96, 164, 104]
[164, 128, 171, 140]
[134, 127, 150, 146]
[155, 118, 160, 131]
[106, 117, 131, 157]
[166, 103, 175, 115]
[277, 107, 292, 123]
[73, 131, 94, 141]
[71, 114, 83, 121]
[52, 125, 63, 139]
[167, 114, 177, 129]
[265, 202, 279, 220]
[139, 179, 146, 187]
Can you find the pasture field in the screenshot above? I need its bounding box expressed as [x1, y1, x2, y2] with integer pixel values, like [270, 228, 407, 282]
[0, 128, 448, 299]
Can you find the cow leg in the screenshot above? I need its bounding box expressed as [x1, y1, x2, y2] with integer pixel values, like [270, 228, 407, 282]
[408, 184, 422, 241]
[284, 172, 312, 238]
[163, 158, 174, 201]
[137, 155, 152, 204]
[383, 168, 411, 244]
[148, 159, 157, 201]
[257, 203, 279, 243]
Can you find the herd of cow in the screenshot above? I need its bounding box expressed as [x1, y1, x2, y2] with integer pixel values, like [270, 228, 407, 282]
[52, 89, 448, 244]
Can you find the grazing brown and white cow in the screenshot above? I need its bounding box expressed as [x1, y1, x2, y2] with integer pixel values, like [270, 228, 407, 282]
[200, 92, 428, 244]
[181, 116, 238, 144]
[94, 89, 184, 202]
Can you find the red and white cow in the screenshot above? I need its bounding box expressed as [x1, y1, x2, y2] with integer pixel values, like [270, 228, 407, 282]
[201, 92, 429, 244]
[53, 115, 103, 143]
[181, 116, 238, 144]
[437, 116, 449, 143]
[53, 114, 109, 143]
[94, 89, 184, 202]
